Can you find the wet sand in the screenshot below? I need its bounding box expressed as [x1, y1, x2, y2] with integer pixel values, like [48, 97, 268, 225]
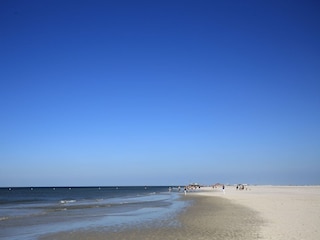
[40, 194, 263, 240]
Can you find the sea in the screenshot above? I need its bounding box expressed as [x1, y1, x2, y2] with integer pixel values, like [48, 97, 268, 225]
[0, 186, 187, 239]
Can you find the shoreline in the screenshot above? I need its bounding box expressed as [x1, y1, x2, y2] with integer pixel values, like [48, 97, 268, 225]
[40, 193, 262, 240]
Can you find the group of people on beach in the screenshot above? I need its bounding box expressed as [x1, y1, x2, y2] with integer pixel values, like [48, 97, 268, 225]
[183, 185, 202, 195]
[236, 184, 247, 190]
[168, 185, 202, 195]
[170, 184, 231, 195]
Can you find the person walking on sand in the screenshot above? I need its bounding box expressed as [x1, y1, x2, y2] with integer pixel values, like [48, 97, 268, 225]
[222, 185, 225, 194]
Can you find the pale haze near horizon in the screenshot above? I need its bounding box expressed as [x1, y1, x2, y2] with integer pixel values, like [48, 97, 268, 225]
[1, 0, 319, 187]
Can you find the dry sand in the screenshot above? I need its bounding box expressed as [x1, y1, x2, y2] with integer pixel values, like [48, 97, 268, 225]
[197, 185, 320, 240]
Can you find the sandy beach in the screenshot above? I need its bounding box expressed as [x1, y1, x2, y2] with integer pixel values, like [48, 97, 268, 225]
[197, 185, 320, 240]
[40, 185, 320, 240]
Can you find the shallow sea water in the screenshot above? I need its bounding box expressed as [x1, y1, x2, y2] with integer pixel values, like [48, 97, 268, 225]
[0, 186, 187, 239]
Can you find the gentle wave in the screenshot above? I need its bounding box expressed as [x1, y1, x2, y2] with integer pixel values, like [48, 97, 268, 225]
[0, 217, 9, 221]
[60, 200, 77, 204]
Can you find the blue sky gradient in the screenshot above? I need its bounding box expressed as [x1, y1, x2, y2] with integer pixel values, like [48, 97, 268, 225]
[1, 0, 320, 186]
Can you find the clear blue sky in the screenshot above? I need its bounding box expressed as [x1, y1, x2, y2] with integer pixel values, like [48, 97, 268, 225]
[1, 0, 319, 186]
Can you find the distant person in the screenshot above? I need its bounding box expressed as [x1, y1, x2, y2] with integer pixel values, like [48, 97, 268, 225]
[222, 185, 225, 194]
